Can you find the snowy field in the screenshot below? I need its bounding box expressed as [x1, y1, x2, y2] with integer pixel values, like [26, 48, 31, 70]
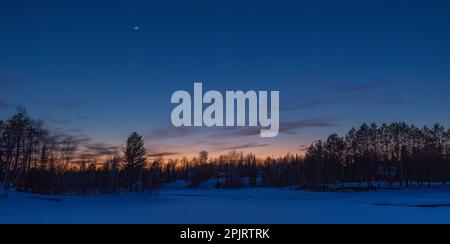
[2, 182, 450, 224]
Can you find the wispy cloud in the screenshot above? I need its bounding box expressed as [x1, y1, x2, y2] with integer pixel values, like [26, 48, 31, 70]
[146, 126, 206, 140]
[283, 96, 407, 112]
[281, 99, 329, 111]
[279, 118, 339, 134]
[84, 143, 120, 156]
[49, 132, 91, 146]
[207, 127, 261, 138]
[44, 113, 92, 126]
[148, 152, 180, 157]
[44, 116, 70, 126]
[147, 117, 339, 141]
[335, 82, 387, 92]
[215, 142, 270, 151]
[208, 117, 339, 138]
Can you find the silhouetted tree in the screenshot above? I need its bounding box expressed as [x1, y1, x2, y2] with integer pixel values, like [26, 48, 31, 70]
[124, 132, 146, 191]
[199, 150, 209, 164]
[124, 132, 146, 169]
[323, 134, 345, 186]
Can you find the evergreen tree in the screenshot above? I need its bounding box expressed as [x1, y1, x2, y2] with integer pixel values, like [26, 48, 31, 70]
[124, 132, 147, 169]
[124, 132, 146, 191]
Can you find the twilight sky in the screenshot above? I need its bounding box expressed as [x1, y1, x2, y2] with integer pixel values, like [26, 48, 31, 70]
[1, 0, 450, 158]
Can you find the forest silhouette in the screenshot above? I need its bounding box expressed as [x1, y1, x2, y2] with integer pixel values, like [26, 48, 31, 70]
[1, 108, 450, 195]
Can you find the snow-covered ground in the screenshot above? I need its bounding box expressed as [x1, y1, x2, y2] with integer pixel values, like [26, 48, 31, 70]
[2, 182, 450, 224]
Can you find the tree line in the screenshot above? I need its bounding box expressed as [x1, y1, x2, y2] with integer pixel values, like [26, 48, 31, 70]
[304, 122, 450, 188]
[1, 108, 450, 195]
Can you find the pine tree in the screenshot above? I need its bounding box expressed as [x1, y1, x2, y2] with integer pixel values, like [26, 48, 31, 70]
[124, 132, 147, 169]
[124, 132, 146, 191]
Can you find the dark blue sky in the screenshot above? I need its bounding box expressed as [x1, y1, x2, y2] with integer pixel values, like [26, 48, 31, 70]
[1, 0, 450, 156]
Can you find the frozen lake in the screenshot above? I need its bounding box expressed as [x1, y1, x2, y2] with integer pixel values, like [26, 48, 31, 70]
[2, 185, 450, 224]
